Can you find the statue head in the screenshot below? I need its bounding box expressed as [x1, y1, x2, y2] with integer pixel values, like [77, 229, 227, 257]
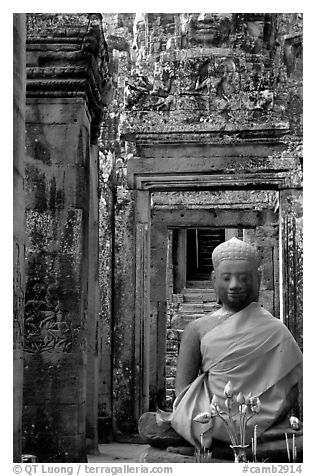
[211, 237, 260, 312]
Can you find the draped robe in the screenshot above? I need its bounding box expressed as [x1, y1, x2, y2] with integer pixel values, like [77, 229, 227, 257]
[170, 302, 302, 448]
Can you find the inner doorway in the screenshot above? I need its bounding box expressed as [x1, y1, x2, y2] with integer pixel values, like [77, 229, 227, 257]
[186, 228, 225, 282]
[175, 227, 245, 293]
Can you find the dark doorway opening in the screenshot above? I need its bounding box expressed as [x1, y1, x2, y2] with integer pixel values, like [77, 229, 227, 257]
[186, 228, 225, 281]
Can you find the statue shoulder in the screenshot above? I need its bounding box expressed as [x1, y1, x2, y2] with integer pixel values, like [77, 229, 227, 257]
[257, 306, 300, 343]
[184, 315, 216, 340]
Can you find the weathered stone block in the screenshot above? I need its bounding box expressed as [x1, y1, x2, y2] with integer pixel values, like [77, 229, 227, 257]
[139, 446, 195, 463]
[166, 329, 179, 340]
[166, 341, 178, 353]
[165, 355, 177, 367]
[171, 313, 196, 330]
[23, 352, 86, 404]
[165, 366, 176, 378]
[138, 412, 189, 449]
[166, 377, 175, 388]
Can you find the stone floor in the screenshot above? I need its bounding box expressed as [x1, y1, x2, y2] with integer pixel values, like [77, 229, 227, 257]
[87, 443, 150, 463]
[87, 443, 227, 463]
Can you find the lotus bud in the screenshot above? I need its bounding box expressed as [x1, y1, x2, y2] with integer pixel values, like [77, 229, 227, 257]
[193, 412, 212, 424]
[245, 392, 252, 405]
[211, 394, 220, 406]
[224, 398, 231, 409]
[230, 393, 237, 407]
[237, 392, 245, 404]
[210, 403, 218, 416]
[252, 403, 261, 414]
[224, 381, 234, 398]
[290, 416, 300, 430]
[250, 396, 261, 414]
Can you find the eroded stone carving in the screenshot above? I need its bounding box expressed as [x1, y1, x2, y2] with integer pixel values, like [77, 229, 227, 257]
[24, 282, 72, 353]
[188, 13, 233, 47]
[124, 66, 176, 111]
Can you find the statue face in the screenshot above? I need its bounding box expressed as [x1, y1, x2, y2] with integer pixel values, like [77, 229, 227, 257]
[212, 259, 260, 312]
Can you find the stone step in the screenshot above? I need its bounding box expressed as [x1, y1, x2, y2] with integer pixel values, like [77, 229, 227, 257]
[183, 292, 216, 303]
[185, 280, 213, 289]
[179, 302, 217, 312]
[184, 286, 215, 293]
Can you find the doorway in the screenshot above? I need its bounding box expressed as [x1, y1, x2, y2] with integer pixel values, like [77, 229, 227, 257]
[186, 228, 225, 282]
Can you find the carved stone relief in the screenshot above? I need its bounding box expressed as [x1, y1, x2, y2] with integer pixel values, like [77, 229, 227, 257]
[24, 282, 72, 353]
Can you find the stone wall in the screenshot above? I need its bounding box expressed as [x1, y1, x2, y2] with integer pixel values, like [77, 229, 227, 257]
[101, 13, 303, 432]
[13, 13, 26, 462]
[22, 14, 108, 461]
[103, 13, 302, 135]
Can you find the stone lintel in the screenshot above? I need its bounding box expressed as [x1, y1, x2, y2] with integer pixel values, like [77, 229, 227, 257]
[129, 154, 299, 172]
[133, 173, 294, 191]
[26, 13, 104, 41]
[127, 146, 302, 190]
[151, 208, 278, 228]
[123, 128, 291, 147]
[128, 169, 302, 192]
[26, 13, 109, 143]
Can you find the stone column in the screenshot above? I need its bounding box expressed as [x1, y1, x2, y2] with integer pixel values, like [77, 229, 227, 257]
[279, 189, 303, 349]
[112, 188, 137, 434]
[98, 179, 115, 441]
[86, 144, 100, 454]
[279, 188, 303, 418]
[135, 190, 151, 416]
[13, 13, 26, 463]
[150, 214, 168, 410]
[23, 14, 108, 462]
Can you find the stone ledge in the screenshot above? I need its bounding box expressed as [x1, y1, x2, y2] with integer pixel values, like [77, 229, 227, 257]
[125, 128, 291, 146]
[138, 446, 230, 463]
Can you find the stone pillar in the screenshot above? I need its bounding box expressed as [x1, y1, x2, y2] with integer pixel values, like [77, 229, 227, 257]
[86, 144, 100, 454]
[112, 188, 137, 435]
[22, 14, 108, 462]
[174, 229, 186, 293]
[150, 213, 168, 410]
[98, 179, 115, 441]
[280, 188, 303, 418]
[279, 189, 303, 349]
[13, 13, 26, 463]
[135, 191, 151, 415]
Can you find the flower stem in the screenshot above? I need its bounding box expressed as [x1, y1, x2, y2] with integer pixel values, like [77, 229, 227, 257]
[239, 405, 243, 446]
[218, 414, 238, 446]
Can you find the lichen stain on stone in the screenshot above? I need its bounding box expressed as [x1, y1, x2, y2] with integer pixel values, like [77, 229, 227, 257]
[26, 126, 52, 165]
[60, 210, 79, 254]
[48, 177, 65, 211]
[112, 358, 135, 428]
[26, 165, 48, 211]
[34, 139, 51, 165]
[49, 177, 57, 211]
[26, 211, 51, 253]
